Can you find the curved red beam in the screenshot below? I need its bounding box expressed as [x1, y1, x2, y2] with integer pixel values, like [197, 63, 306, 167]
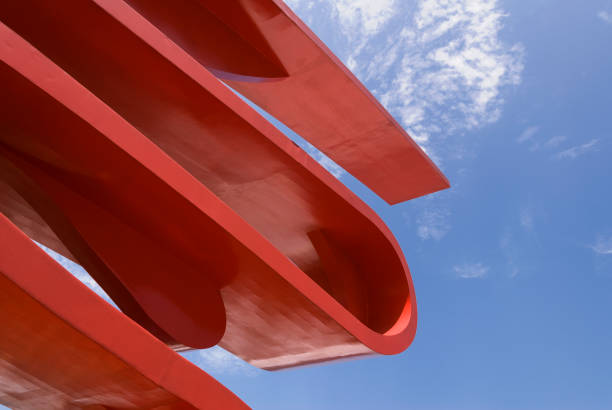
[0, 0, 449, 372]
[123, 0, 450, 204]
[0, 214, 248, 409]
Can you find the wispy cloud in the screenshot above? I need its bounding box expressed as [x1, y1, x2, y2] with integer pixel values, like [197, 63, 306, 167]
[591, 236, 612, 255]
[379, 0, 524, 151]
[335, 0, 397, 38]
[517, 126, 539, 143]
[302, 140, 345, 178]
[416, 207, 450, 240]
[544, 135, 567, 148]
[288, 0, 397, 40]
[453, 262, 489, 279]
[282, 0, 523, 242]
[286, 0, 524, 159]
[598, 11, 612, 24]
[197, 346, 258, 376]
[554, 139, 599, 160]
[521, 133, 568, 153]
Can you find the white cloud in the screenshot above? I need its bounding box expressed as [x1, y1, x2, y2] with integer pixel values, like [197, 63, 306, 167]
[197, 346, 257, 375]
[278, 1, 523, 243]
[592, 236, 612, 255]
[335, 0, 397, 37]
[523, 133, 569, 153]
[517, 126, 539, 143]
[598, 11, 612, 24]
[377, 0, 524, 151]
[316, 156, 345, 178]
[453, 262, 489, 279]
[544, 135, 567, 148]
[286, 0, 524, 159]
[554, 139, 599, 160]
[416, 207, 450, 240]
[302, 141, 346, 178]
[286, 0, 396, 39]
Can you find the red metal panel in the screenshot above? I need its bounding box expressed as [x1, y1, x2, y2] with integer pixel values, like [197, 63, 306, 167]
[0, 1, 449, 404]
[0, 4, 424, 367]
[0, 214, 248, 409]
[122, 0, 450, 204]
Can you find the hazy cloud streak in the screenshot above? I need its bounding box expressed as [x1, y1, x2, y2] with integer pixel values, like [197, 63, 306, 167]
[554, 139, 599, 160]
[592, 236, 612, 255]
[597, 11, 612, 24]
[453, 263, 489, 279]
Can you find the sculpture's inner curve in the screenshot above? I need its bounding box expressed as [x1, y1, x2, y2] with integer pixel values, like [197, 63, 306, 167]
[0, 2, 411, 349]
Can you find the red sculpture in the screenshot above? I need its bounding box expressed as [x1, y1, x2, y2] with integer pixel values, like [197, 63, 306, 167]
[0, 0, 449, 408]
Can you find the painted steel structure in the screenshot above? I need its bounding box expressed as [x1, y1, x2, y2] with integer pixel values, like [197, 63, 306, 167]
[0, 0, 449, 408]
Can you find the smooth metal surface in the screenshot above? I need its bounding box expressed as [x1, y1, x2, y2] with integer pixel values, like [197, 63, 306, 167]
[124, 0, 450, 204]
[0, 0, 449, 406]
[0, 214, 248, 409]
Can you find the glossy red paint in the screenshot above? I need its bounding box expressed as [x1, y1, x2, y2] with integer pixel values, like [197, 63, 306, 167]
[0, 0, 449, 406]
[0, 214, 249, 409]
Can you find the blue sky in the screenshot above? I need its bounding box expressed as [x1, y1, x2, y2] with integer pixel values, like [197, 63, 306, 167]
[18, 1, 612, 409]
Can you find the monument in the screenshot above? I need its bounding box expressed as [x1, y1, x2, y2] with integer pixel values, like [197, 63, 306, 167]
[0, 1, 449, 408]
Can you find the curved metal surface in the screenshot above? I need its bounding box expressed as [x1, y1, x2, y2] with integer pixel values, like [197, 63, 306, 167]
[123, 0, 450, 204]
[0, 0, 449, 377]
[0, 214, 249, 409]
